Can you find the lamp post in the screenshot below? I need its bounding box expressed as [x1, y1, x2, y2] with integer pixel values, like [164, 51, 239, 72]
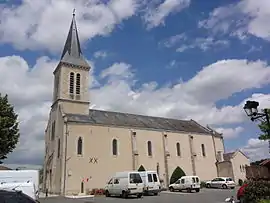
[243, 100, 270, 154]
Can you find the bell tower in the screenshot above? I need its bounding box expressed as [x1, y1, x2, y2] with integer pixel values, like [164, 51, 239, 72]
[52, 12, 90, 115]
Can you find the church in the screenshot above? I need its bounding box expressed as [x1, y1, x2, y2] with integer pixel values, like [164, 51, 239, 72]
[43, 13, 227, 196]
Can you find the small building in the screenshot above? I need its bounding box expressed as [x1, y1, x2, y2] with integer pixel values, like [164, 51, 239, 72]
[217, 150, 250, 183]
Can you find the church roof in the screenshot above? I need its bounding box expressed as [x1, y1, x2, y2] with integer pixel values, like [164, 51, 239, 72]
[66, 109, 222, 136]
[60, 12, 89, 68]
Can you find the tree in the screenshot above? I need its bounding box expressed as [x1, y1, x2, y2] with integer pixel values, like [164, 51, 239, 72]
[251, 159, 267, 166]
[170, 166, 186, 184]
[138, 165, 146, 171]
[0, 93, 20, 164]
[257, 109, 270, 141]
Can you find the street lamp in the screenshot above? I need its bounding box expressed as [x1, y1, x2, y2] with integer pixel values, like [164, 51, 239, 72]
[243, 100, 270, 153]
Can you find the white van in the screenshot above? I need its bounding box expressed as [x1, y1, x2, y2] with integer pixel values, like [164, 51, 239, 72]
[104, 171, 144, 198]
[169, 176, 201, 193]
[139, 171, 161, 195]
[0, 181, 39, 200]
[0, 170, 39, 194]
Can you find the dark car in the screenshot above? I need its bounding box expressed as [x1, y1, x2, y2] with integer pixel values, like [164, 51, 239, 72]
[237, 183, 248, 203]
[0, 189, 39, 203]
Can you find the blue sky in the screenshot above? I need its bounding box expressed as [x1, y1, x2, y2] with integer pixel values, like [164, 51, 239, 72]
[0, 0, 270, 167]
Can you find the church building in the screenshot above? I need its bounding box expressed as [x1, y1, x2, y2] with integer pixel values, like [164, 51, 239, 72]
[43, 13, 226, 195]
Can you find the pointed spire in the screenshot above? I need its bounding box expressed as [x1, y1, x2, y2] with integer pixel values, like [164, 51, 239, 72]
[60, 10, 89, 68]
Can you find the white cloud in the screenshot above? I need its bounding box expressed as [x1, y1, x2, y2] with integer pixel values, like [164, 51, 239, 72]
[160, 33, 187, 48]
[200, 0, 270, 41]
[176, 37, 229, 52]
[215, 127, 244, 139]
[2, 55, 270, 165]
[143, 0, 190, 29]
[242, 138, 269, 161]
[161, 34, 229, 52]
[93, 51, 108, 59]
[0, 0, 191, 53]
[0, 0, 139, 53]
[100, 62, 134, 80]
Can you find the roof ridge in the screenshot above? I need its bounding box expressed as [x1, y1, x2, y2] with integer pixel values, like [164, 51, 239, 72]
[89, 108, 191, 122]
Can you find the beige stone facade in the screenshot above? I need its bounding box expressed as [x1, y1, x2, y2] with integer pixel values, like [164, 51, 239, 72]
[42, 14, 243, 196]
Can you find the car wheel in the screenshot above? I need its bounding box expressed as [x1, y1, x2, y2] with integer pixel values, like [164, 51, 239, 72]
[187, 188, 191, 193]
[222, 184, 228, 189]
[153, 192, 158, 196]
[169, 187, 174, 192]
[137, 193, 142, 198]
[195, 189, 200, 193]
[206, 183, 211, 188]
[231, 187, 235, 189]
[105, 190, 110, 197]
[122, 191, 128, 199]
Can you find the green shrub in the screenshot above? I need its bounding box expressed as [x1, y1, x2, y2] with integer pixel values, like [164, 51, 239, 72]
[238, 179, 243, 186]
[200, 181, 207, 188]
[169, 166, 186, 184]
[258, 200, 270, 203]
[243, 180, 270, 203]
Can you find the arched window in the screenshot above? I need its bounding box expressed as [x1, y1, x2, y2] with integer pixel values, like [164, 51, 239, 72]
[147, 141, 152, 156]
[201, 144, 206, 157]
[112, 139, 118, 156]
[57, 138, 60, 158]
[176, 142, 181, 156]
[69, 72, 74, 94]
[76, 73, 81, 95]
[77, 137, 83, 155]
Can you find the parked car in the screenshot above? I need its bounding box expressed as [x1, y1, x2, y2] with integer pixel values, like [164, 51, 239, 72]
[104, 171, 144, 198]
[206, 177, 235, 189]
[237, 183, 248, 203]
[139, 171, 161, 195]
[169, 175, 201, 192]
[0, 189, 39, 203]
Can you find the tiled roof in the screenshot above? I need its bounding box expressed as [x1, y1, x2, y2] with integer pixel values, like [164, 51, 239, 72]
[260, 159, 270, 166]
[66, 109, 222, 136]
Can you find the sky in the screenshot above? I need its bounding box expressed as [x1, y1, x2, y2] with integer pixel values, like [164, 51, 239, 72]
[0, 0, 270, 169]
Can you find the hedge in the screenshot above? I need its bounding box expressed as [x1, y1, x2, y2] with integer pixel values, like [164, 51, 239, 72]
[243, 180, 270, 203]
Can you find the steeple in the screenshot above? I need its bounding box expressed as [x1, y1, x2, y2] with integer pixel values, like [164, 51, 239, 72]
[60, 11, 89, 68]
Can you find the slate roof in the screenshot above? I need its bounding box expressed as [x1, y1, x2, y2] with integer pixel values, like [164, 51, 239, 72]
[60, 13, 89, 68]
[223, 152, 235, 161]
[66, 109, 222, 136]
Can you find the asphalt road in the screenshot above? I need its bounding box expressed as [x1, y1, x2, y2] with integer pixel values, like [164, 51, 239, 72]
[39, 188, 238, 203]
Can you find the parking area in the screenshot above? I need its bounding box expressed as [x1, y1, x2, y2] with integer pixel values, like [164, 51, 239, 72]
[39, 188, 238, 203]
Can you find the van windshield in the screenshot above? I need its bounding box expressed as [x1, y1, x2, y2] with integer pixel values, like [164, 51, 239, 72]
[129, 173, 142, 184]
